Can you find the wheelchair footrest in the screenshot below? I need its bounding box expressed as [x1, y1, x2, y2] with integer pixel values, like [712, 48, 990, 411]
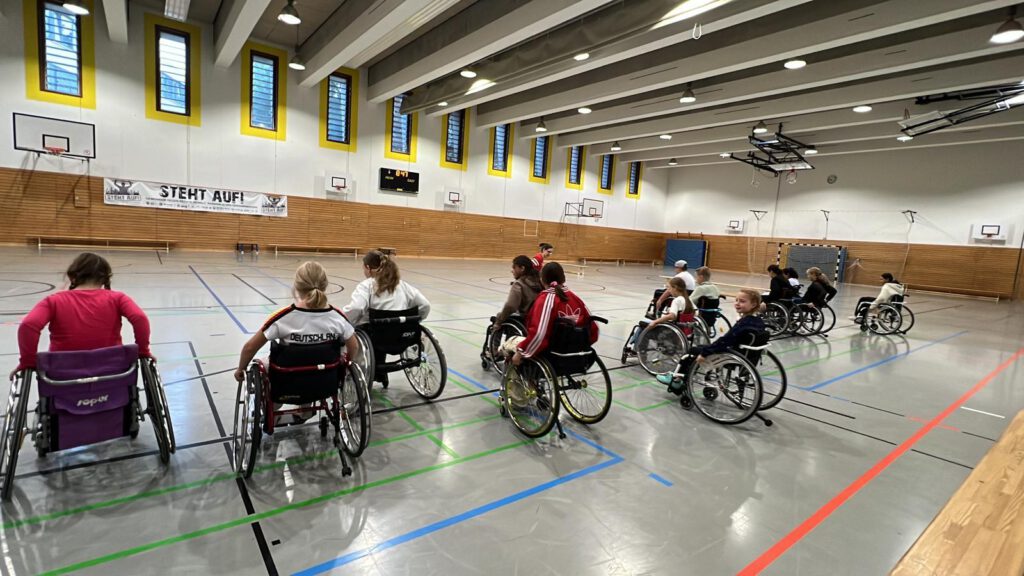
[376, 358, 419, 374]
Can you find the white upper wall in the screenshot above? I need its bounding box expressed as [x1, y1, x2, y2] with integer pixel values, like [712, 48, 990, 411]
[0, 1, 668, 232]
[663, 141, 1024, 247]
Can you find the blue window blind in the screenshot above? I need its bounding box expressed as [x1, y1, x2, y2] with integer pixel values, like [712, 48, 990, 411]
[157, 28, 189, 115]
[628, 161, 641, 195]
[492, 124, 511, 172]
[532, 136, 549, 179]
[326, 73, 351, 144]
[41, 3, 81, 96]
[444, 110, 464, 164]
[600, 155, 613, 189]
[390, 95, 411, 155]
[250, 53, 277, 130]
[568, 146, 583, 185]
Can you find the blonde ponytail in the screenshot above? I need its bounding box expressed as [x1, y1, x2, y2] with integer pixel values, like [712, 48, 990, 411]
[294, 261, 329, 309]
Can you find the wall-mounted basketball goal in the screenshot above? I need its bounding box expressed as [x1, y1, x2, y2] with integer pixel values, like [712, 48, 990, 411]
[13, 112, 96, 161]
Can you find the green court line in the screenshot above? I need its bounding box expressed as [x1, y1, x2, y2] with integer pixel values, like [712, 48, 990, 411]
[428, 325, 482, 349]
[426, 435, 461, 459]
[374, 391, 460, 459]
[38, 439, 531, 576]
[449, 376, 501, 407]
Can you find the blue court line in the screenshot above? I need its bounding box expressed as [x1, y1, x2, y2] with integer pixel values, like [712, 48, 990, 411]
[648, 473, 673, 487]
[293, 456, 623, 575]
[188, 266, 251, 334]
[449, 367, 501, 398]
[252, 266, 292, 290]
[797, 330, 967, 391]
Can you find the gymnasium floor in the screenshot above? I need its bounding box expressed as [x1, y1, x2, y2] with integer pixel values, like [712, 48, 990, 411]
[1, 248, 1022, 575]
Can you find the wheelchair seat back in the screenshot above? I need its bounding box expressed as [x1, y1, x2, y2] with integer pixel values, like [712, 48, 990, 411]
[36, 344, 139, 451]
[545, 317, 596, 375]
[695, 296, 720, 327]
[268, 341, 343, 404]
[366, 307, 421, 356]
[736, 330, 770, 365]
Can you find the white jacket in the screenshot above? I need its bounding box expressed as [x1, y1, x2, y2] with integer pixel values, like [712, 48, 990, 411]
[870, 282, 905, 308]
[342, 278, 431, 326]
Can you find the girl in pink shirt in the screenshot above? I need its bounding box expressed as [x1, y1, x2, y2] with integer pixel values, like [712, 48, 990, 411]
[13, 253, 151, 378]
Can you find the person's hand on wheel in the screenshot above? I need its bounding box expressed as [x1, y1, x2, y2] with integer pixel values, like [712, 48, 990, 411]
[234, 367, 246, 383]
[512, 350, 523, 366]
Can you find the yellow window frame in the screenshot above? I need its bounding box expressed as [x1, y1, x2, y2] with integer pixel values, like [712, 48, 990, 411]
[319, 68, 359, 152]
[145, 13, 201, 126]
[597, 154, 615, 195]
[487, 124, 513, 178]
[439, 109, 469, 170]
[528, 136, 551, 184]
[24, 0, 96, 108]
[626, 161, 642, 199]
[240, 42, 287, 140]
[565, 145, 585, 190]
[385, 96, 417, 162]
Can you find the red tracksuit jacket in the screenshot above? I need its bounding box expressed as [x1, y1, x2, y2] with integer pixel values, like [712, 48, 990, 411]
[517, 287, 598, 358]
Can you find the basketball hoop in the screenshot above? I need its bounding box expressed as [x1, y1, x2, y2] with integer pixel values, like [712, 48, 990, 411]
[44, 146, 66, 157]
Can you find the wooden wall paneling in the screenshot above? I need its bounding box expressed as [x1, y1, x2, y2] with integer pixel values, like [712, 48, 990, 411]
[238, 197, 310, 247]
[369, 205, 421, 255]
[418, 209, 464, 256]
[305, 198, 369, 250]
[463, 213, 513, 259]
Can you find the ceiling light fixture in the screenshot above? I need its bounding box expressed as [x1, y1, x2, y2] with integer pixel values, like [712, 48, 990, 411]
[897, 135, 913, 142]
[62, 0, 90, 15]
[668, 158, 678, 166]
[610, 141, 622, 152]
[288, 55, 305, 71]
[660, 134, 672, 140]
[465, 79, 495, 94]
[574, 52, 590, 61]
[536, 118, 548, 133]
[164, 0, 189, 21]
[719, 152, 731, 158]
[277, 0, 301, 25]
[804, 147, 818, 155]
[679, 85, 696, 104]
[438, 101, 449, 107]
[577, 106, 592, 114]
[853, 105, 873, 113]
[784, 59, 806, 70]
[460, 69, 477, 79]
[990, 14, 1024, 44]
[752, 120, 768, 134]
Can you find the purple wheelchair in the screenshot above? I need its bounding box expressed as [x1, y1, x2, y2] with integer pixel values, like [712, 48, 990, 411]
[1, 344, 175, 500]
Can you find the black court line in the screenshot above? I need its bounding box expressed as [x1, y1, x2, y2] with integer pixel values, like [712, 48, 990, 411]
[232, 273, 278, 305]
[910, 448, 973, 470]
[155, 250, 163, 265]
[776, 407, 898, 446]
[370, 387, 499, 416]
[14, 436, 230, 480]
[165, 367, 235, 386]
[781, 398, 856, 419]
[961, 430, 998, 442]
[847, 400, 906, 418]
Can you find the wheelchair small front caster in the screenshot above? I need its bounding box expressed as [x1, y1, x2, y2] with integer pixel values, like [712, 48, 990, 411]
[764, 418, 773, 426]
[341, 464, 352, 477]
[680, 395, 693, 410]
[319, 416, 329, 438]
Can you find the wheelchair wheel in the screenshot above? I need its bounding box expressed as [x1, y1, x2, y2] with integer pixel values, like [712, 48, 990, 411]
[637, 324, 688, 376]
[820, 304, 837, 334]
[1, 371, 33, 501]
[686, 353, 762, 425]
[690, 320, 713, 348]
[402, 326, 447, 400]
[502, 358, 559, 438]
[763, 303, 789, 337]
[353, 329, 375, 387]
[141, 358, 175, 464]
[338, 363, 371, 457]
[795, 305, 824, 336]
[488, 321, 525, 376]
[558, 354, 612, 425]
[755, 350, 787, 410]
[898, 306, 915, 333]
[871, 305, 903, 335]
[232, 363, 263, 478]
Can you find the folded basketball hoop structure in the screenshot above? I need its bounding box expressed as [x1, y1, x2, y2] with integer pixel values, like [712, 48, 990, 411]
[900, 83, 1024, 137]
[726, 129, 815, 175]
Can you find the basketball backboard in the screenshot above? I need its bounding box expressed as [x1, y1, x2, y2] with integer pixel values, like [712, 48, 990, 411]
[13, 113, 96, 159]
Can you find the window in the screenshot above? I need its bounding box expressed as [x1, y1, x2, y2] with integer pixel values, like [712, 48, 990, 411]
[319, 68, 358, 152]
[488, 124, 513, 177]
[156, 28, 189, 115]
[598, 154, 615, 194]
[241, 42, 287, 139]
[529, 136, 550, 184]
[40, 2, 82, 96]
[566, 145, 584, 190]
[440, 109, 468, 170]
[385, 94, 417, 161]
[627, 161, 642, 198]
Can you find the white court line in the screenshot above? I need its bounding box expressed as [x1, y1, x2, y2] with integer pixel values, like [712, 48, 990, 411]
[960, 406, 1005, 419]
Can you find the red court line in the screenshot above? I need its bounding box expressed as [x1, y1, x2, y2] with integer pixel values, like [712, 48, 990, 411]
[906, 415, 959, 432]
[738, 347, 1024, 575]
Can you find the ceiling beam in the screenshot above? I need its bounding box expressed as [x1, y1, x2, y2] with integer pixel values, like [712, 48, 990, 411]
[476, 0, 1021, 128]
[102, 0, 129, 43]
[214, 0, 272, 68]
[365, 0, 613, 104]
[557, 54, 1024, 149]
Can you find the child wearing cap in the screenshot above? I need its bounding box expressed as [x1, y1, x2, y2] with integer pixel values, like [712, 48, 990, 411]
[655, 259, 695, 312]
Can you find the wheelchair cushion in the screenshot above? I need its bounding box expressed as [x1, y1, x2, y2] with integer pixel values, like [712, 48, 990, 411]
[545, 318, 596, 375]
[365, 307, 422, 356]
[268, 341, 343, 404]
[36, 344, 138, 451]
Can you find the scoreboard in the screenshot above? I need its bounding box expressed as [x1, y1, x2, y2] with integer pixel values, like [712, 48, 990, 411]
[379, 168, 419, 193]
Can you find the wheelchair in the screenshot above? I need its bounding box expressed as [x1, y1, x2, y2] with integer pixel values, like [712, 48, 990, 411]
[625, 315, 710, 375]
[644, 288, 671, 320]
[480, 314, 527, 376]
[500, 316, 611, 439]
[762, 297, 797, 338]
[233, 340, 370, 479]
[1, 344, 175, 501]
[352, 307, 447, 400]
[695, 296, 732, 339]
[860, 294, 915, 335]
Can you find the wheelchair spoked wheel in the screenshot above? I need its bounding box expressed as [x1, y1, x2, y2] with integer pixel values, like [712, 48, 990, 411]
[503, 359, 559, 438]
[558, 354, 612, 425]
[487, 322, 525, 376]
[821, 304, 837, 334]
[690, 320, 712, 349]
[871, 306, 903, 335]
[763, 303, 790, 338]
[636, 324, 688, 376]
[353, 329, 375, 387]
[0, 371, 33, 501]
[685, 353, 762, 425]
[402, 326, 447, 400]
[338, 364, 371, 457]
[756, 350, 787, 410]
[232, 363, 264, 478]
[141, 358, 175, 464]
[795, 305, 824, 336]
[898, 306, 915, 333]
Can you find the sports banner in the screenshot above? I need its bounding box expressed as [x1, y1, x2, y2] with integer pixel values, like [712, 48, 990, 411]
[103, 178, 288, 217]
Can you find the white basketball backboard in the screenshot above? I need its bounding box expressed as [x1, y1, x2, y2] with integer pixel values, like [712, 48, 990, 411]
[13, 113, 96, 158]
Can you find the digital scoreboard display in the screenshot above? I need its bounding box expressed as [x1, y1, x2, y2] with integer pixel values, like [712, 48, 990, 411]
[379, 168, 419, 193]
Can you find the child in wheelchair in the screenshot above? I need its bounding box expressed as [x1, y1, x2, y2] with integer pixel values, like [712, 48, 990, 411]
[853, 272, 904, 323]
[493, 255, 543, 328]
[690, 266, 722, 333]
[509, 262, 598, 366]
[234, 262, 358, 425]
[625, 277, 695, 355]
[656, 289, 767, 392]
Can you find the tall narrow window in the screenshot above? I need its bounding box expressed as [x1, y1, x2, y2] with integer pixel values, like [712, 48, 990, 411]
[40, 2, 82, 96]
[242, 42, 286, 139]
[529, 136, 550, 184]
[391, 95, 411, 154]
[250, 52, 277, 131]
[156, 28, 189, 115]
[488, 124, 513, 177]
[598, 154, 615, 194]
[440, 109, 468, 170]
[325, 72, 351, 144]
[627, 161, 642, 198]
[566, 145, 584, 190]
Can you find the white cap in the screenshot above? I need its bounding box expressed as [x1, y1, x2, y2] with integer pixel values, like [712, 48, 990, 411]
[674, 260, 687, 268]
